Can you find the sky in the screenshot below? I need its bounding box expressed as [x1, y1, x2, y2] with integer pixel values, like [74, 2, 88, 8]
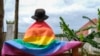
[4, 0, 100, 34]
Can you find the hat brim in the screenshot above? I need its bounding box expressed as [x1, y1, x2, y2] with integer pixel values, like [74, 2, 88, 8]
[31, 15, 48, 20]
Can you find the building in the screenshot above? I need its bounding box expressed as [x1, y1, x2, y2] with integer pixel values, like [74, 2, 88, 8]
[77, 18, 97, 36]
[77, 18, 100, 54]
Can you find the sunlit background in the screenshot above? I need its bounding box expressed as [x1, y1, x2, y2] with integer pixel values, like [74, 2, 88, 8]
[4, 0, 100, 34]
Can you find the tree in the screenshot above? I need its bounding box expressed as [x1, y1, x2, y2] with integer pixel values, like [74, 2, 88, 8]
[59, 9, 100, 55]
[14, 0, 19, 39]
[0, 0, 4, 54]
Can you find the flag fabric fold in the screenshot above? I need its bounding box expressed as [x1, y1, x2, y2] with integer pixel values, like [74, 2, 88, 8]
[2, 21, 81, 56]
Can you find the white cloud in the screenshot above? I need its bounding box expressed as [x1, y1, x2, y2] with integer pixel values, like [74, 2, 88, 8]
[4, 0, 15, 20]
[4, 0, 100, 33]
[19, 0, 67, 14]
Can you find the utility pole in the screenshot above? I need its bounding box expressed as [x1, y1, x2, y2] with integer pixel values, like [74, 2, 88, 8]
[14, 0, 19, 39]
[0, 0, 4, 54]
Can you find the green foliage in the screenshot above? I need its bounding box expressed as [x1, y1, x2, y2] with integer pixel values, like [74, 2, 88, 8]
[95, 32, 100, 38]
[60, 16, 79, 41]
[82, 9, 100, 32]
[76, 26, 96, 33]
[83, 16, 96, 25]
[55, 34, 67, 37]
[84, 38, 100, 49]
[59, 8, 100, 49]
[97, 9, 100, 31]
[78, 34, 84, 42]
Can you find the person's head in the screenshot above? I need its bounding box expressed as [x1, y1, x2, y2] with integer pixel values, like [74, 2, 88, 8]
[31, 8, 49, 21]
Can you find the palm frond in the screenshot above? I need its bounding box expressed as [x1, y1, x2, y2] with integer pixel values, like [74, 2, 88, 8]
[83, 16, 96, 25]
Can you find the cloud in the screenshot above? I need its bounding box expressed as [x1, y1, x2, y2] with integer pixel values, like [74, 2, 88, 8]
[4, 0, 100, 34]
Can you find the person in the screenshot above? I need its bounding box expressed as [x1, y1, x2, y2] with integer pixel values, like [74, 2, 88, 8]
[2, 8, 81, 56]
[23, 8, 55, 46]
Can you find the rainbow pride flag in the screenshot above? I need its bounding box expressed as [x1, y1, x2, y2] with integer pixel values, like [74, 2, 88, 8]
[2, 21, 81, 56]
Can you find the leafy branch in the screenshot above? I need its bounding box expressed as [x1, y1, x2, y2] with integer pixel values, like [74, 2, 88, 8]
[60, 17, 79, 41]
[59, 8, 100, 49]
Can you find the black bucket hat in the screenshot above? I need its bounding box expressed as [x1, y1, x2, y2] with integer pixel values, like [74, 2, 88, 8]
[31, 9, 48, 20]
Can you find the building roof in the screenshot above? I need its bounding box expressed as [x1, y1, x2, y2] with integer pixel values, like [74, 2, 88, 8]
[77, 18, 97, 36]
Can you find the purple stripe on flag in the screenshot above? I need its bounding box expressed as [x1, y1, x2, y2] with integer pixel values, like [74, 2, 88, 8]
[49, 41, 81, 56]
[1, 43, 33, 56]
[2, 40, 81, 56]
